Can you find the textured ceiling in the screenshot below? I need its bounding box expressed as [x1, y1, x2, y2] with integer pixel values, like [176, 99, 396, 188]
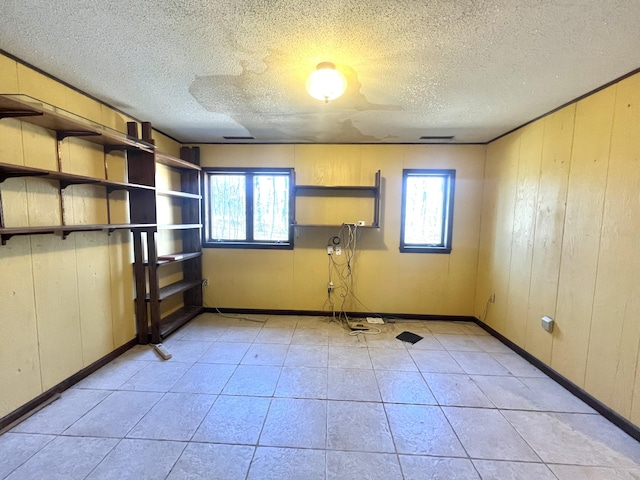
[1, 1, 639, 144]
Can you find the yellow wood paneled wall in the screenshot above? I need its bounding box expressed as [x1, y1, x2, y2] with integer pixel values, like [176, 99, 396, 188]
[0, 53, 179, 418]
[198, 144, 486, 316]
[475, 72, 640, 424]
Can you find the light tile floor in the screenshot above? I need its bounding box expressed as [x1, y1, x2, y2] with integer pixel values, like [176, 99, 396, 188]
[2, 313, 640, 479]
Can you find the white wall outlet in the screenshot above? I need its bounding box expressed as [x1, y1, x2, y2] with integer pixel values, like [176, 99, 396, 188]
[541, 315, 554, 333]
[202, 278, 209, 287]
[327, 245, 333, 255]
[356, 220, 366, 226]
[335, 246, 342, 256]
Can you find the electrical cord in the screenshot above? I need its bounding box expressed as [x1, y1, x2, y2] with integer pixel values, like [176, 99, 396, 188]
[325, 223, 384, 336]
[349, 326, 382, 336]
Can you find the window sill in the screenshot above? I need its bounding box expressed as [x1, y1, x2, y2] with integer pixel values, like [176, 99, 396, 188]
[400, 246, 452, 254]
[203, 241, 293, 250]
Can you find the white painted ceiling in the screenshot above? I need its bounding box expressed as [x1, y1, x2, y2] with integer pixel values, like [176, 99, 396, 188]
[1, 1, 639, 144]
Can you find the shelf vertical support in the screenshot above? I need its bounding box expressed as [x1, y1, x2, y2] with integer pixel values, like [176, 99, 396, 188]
[373, 170, 381, 227]
[55, 135, 67, 227]
[147, 230, 162, 344]
[103, 149, 112, 225]
[133, 229, 149, 344]
[0, 184, 5, 229]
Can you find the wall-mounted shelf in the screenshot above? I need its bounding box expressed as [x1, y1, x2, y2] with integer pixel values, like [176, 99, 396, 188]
[293, 170, 382, 228]
[0, 95, 155, 152]
[0, 94, 160, 247]
[155, 152, 201, 170]
[0, 223, 153, 245]
[0, 162, 155, 192]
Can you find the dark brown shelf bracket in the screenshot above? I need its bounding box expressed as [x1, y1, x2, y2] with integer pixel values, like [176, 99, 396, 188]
[57, 131, 99, 141]
[59, 179, 100, 190]
[0, 172, 42, 183]
[0, 110, 43, 120]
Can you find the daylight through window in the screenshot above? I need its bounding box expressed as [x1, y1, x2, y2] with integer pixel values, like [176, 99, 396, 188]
[400, 169, 455, 253]
[203, 168, 293, 249]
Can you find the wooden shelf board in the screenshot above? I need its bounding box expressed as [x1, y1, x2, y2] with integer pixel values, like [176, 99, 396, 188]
[0, 95, 155, 152]
[0, 223, 153, 235]
[155, 152, 201, 171]
[159, 305, 203, 338]
[157, 223, 202, 230]
[102, 179, 155, 191]
[0, 223, 155, 244]
[144, 251, 202, 266]
[0, 162, 154, 191]
[156, 189, 201, 199]
[147, 278, 202, 302]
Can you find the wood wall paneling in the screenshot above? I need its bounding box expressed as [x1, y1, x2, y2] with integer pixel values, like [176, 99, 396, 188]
[476, 72, 640, 424]
[0, 119, 24, 165]
[108, 230, 136, 347]
[0, 55, 19, 92]
[1, 178, 29, 228]
[585, 74, 640, 418]
[30, 235, 84, 390]
[200, 144, 485, 316]
[523, 105, 575, 364]
[476, 135, 520, 332]
[75, 232, 115, 365]
[16, 63, 68, 110]
[551, 87, 616, 387]
[0, 52, 184, 417]
[504, 121, 544, 346]
[0, 237, 42, 418]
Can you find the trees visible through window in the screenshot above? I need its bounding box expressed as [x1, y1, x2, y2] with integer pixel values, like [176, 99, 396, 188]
[203, 168, 293, 249]
[400, 169, 455, 253]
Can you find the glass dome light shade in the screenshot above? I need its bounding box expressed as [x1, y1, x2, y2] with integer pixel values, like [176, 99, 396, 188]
[306, 62, 347, 102]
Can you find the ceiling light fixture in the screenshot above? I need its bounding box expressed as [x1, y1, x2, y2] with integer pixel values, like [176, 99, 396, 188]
[306, 62, 347, 103]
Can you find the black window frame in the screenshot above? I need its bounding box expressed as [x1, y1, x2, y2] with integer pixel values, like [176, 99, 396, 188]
[399, 168, 455, 254]
[202, 167, 294, 250]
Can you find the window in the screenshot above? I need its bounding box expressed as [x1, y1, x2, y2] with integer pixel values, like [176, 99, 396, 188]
[400, 169, 455, 253]
[202, 168, 293, 249]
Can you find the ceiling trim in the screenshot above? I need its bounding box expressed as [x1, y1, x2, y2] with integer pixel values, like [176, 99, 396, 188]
[489, 65, 640, 144]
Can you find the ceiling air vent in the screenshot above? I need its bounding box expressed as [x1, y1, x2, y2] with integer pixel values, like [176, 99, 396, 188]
[419, 136, 455, 140]
[223, 136, 255, 140]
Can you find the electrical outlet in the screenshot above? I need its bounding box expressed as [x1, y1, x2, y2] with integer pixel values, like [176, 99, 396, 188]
[327, 245, 333, 255]
[335, 246, 342, 256]
[202, 278, 209, 287]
